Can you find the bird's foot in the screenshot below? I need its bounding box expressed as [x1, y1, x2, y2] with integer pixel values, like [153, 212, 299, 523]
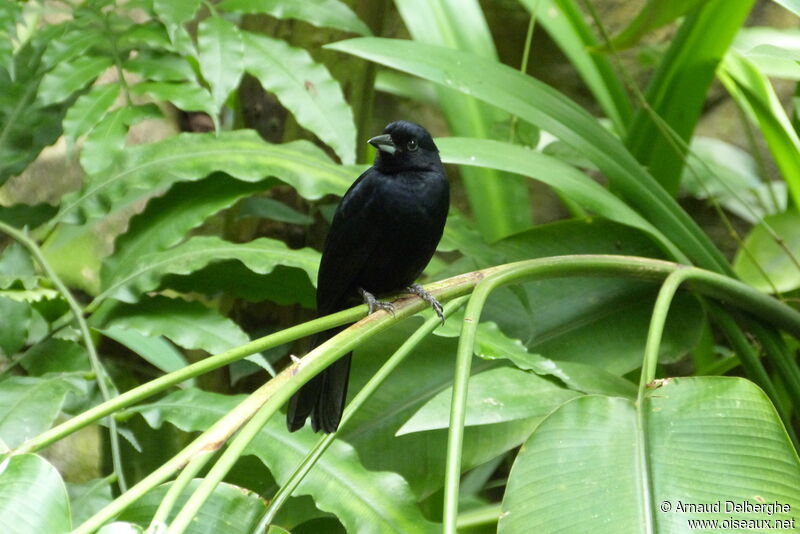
[407, 283, 445, 325]
[359, 288, 396, 317]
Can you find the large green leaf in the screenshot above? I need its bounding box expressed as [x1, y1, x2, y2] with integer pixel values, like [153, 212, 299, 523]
[242, 32, 356, 164]
[604, 0, 706, 50]
[100, 296, 249, 354]
[0, 454, 71, 534]
[624, 0, 755, 195]
[720, 52, 800, 210]
[132, 388, 438, 533]
[529, 0, 632, 134]
[326, 37, 728, 272]
[499, 378, 800, 533]
[436, 137, 677, 258]
[395, 0, 531, 242]
[55, 130, 353, 226]
[733, 211, 800, 294]
[117, 480, 266, 533]
[0, 375, 83, 448]
[218, 0, 372, 36]
[96, 236, 319, 304]
[397, 366, 579, 434]
[437, 219, 705, 376]
[67, 479, 114, 527]
[101, 174, 269, 288]
[734, 27, 800, 80]
[197, 16, 245, 112]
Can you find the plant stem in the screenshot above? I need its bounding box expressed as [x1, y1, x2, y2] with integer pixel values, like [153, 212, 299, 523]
[456, 503, 502, 530]
[253, 296, 470, 534]
[146, 451, 214, 533]
[0, 220, 127, 492]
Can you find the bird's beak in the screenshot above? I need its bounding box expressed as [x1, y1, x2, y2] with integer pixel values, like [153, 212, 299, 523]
[368, 134, 397, 154]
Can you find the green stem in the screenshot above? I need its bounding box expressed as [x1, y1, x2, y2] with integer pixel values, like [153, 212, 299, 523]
[0, 220, 127, 492]
[146, 451, 214, 533]
[13, 255, 800, 462]
[253, 296, 470, 534]
[73, 377, 280, 534]
[509, 7, 538, 142]
[165, 295, 470, 534]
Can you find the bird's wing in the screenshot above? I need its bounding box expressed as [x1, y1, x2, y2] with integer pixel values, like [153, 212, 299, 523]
[315, 168, 381, 314]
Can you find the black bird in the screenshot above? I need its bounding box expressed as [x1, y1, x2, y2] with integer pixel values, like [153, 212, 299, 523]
[287, 121, 450, 433]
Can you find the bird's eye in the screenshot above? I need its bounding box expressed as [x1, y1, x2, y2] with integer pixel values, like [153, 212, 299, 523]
[407, 139, 418, 151]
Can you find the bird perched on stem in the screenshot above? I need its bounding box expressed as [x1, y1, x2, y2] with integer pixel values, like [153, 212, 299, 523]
[287, 121, 450, 433]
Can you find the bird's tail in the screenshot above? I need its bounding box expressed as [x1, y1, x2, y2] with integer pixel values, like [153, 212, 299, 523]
[286, 327, 350, 433]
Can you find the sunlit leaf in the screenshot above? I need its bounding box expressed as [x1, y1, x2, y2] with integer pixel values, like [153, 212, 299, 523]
[38, 56, 112, 106]
[734, 211, 800, 294]
[218, 0, 371, 35]
[0, 454, 71, 534]
[242, 32, 356, 164]
[499, 378, 800, 532]
[63, 83, 119, 146]
[198, 16, 245, 112]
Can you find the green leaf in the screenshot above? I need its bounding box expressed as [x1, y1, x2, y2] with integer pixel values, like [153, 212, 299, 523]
[117, 479, 266, 533]
[733, 211, 800, 294]
[397, 366, 579, 434]
[0, 375, 82, 448]
[529, 0, 632, 134]
[59, 130, 353, 226]
[0, 297, 31, 356]
[236, 196, 314, 225]
[123, 52, 197, 82]
[0, 44, 70, 186]
[133, 388, 439, 533]
[0, 454, 71, 534]
[624, 0, 755, 195]
[681, 137, 785, 223]
[96, 235, 319, 304]
[734, 27, 800, 80]
[101, 296, 249, 354]
[499, 378, 800, 532]
[63, 83, 120, 146]
[161, 262, 318, 308]
[720, 51, 800, 210]
[341, 321, 540, 497]
[131, 81, 215, 116]
[197, 16, 245, 112]
[20, 338, 90, 375]
[460, 319, 637, 397]
[42, 28, 104, 66]
[102, 174, 269, 288]
[38, 56, 113, 106]
[79, 104, 163, 175]
[97, 326, 192, 380]
[436, 137, 678, 258]
[395, 0, 531, 241]
[326, 37, 728, 272]
[67, 479, 113, 527]
[218, 0, 371, 36]
[604, 0, 706, 50]
[242, 32, 357, 164]
[436, 219, 705, 376]
[154, 0, 202, 30]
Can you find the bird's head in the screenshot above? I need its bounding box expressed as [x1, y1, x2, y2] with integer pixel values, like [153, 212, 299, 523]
[368, 121, 441, 173]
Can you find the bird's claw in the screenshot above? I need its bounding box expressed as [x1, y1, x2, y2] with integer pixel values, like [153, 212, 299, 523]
[359, 288, 396, 317]
[407, 283, 445, 325]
